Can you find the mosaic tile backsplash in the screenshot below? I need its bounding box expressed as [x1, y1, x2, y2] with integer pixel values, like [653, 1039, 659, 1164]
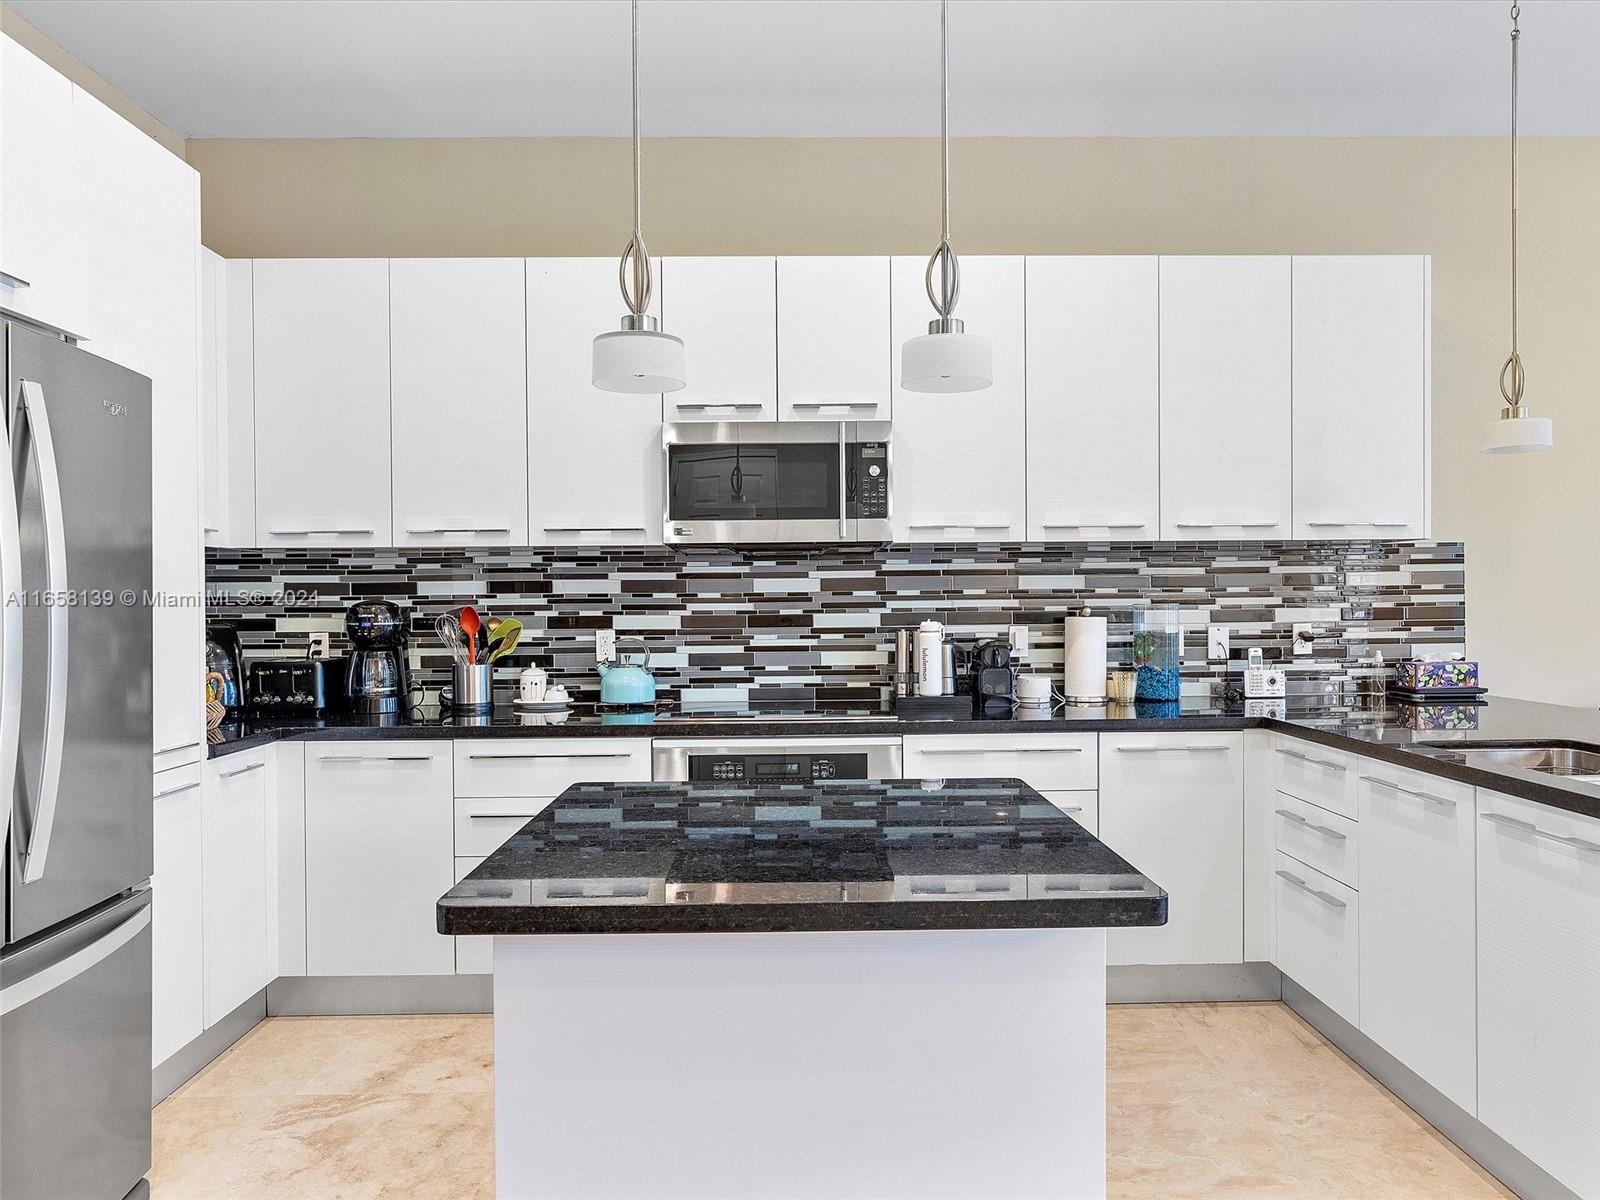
[205, 541, 1465, 708]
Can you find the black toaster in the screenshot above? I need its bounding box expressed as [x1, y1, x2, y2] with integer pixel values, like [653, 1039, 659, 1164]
[247, 658, 347, 716]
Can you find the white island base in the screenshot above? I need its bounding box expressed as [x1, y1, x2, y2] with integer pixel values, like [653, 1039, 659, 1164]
[493, 927, 1108, 1200]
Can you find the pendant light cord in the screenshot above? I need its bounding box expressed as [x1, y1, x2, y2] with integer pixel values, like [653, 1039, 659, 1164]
[1500, 3, 1524, 406]
[925, 0, 961, 321]
[619, 0, 653, 319]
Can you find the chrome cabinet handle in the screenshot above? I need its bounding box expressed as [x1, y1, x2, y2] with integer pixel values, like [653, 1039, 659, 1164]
[467, 813, 540, 820]
[790, 401, 878, 411]
[672, 402, 764, 412]
[405, 526, 510, 535]
[12, 381, 68, 885]
[0, 407, 21, 853]
[1480, 811, 1600, 855]
[917, 746, 1081, 755]
[1040, 521, 1147, 530]
[0, 271, 31, 289]
[1175, 521, 1279, 529]
[156, 740, 203, 756]
[220, 761, 266, 779]
[542, 526, 648, 534]
[908, 521, 1011, 530]
[1360, 777, 1456, 808]
[1276, 869, 1348, 909]
[318, 754, 434, 763]
[1275, 808, 1348, 841]
[1275, 747, 1347, 773]
[467, 752, 633, 761]
[1055, 805, 1084, 814]
[1306, 521, 1411, 528]
[1116, 745, 1230, 754]
[267, 527, 375, 536]
[154, 780, 200, 800]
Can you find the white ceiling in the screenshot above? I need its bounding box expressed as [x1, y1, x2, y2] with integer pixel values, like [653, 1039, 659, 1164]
[11, 0, 1600, 140]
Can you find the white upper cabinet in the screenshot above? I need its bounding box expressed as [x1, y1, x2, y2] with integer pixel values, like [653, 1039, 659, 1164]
[200, 249, 225, 544]
[1026, 257, 1159, 541]
[661, 257, 777, 422]
[890, 255, 1027, 542]
[1, 37, 88, 336]
[391, 258, 528, 546]
[1292, 256, 1429, 539]
[253, 259, 392, 546]
[1159, 256, 1291, 540]
[73, 86, 204, 768]
[527, 257, 663, 546]
[777, 257, 891, 421]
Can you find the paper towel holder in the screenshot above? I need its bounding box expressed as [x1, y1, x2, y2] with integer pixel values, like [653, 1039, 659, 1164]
[1062, 606, 1110, 706]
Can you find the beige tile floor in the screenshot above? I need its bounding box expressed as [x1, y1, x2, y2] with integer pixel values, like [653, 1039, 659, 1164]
[152, 1002, 1513, 1200]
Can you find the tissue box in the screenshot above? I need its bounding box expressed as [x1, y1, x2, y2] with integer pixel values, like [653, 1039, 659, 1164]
[1396, 659, 1479, 691]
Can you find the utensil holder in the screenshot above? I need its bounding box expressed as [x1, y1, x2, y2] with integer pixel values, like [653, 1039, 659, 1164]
[452, 663, 494, 712]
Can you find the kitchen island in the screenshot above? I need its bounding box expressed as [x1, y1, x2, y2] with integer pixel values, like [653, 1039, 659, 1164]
[439, 777, 1165, 1200]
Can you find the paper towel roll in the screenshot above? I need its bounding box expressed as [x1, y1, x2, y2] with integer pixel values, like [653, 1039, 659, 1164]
[1062, 614, 1108, 703]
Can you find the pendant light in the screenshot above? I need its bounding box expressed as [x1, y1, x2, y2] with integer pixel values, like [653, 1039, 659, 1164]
[1482, 3, 1552, 453]
[592, 0, 685, 394]
[901, 0, 991, 393]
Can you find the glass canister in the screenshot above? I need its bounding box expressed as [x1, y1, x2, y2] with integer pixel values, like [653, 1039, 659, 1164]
[1132, 606, 1182, 701]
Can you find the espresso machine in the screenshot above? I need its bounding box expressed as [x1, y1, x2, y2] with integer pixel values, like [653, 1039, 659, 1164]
[345, 600, 411, 714]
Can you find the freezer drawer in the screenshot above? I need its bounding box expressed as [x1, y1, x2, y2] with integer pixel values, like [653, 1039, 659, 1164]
[1, 887, 152, 1200]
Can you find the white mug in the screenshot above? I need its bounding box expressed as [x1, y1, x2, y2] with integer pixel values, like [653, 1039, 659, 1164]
[518, 666, 548, 703]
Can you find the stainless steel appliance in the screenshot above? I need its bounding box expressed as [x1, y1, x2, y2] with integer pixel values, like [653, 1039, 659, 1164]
[2, 320, 154, 1200]
[247, 657, 347, 716]
[345, 600, 410, 714]
[652, 737, 903, 782]
[663, 421, 891, 544]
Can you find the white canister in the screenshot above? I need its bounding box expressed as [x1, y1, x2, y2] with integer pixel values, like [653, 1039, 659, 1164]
[915, 620, 945, 697]
[1014, 674, 1053, 707]
[518, 666, 548, 703]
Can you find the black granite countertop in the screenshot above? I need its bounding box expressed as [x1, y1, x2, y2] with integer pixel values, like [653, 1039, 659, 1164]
[209, 696, 1600, 822]
[436, 777, 1167, 936]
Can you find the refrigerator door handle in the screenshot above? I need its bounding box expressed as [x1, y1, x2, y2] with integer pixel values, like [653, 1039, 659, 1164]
[12, 380, 70, 884]
[0, 408, 21, 851]
[0, 899, 151, 1017]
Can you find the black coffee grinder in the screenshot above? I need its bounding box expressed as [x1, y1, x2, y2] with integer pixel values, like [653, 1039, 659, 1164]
[344, 601, 410, 714]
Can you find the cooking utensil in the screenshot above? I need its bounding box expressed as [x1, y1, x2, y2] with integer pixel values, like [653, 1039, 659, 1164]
[486, 617, 523, 663]
[459, 606, 482, 665]
[435, 614, 469, 665]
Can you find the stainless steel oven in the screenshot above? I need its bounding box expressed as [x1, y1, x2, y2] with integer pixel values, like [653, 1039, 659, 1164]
[662, 421, 891, 544]
[651, 738, 904, 782]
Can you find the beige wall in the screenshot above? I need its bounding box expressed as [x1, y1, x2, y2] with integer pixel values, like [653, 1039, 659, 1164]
[188, 135, 1600, 706]
[1, 3, 186, 157]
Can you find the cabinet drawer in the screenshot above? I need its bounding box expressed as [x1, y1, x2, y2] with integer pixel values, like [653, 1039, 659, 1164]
[902, 734, 1097, 790]
[452, 739, 652, 798]
[1275, 791, 1358, 888]
[1042, 791, 1098, 836]
[1271, 735, 1358, 819]
[1275, 850, 1359, 1025]
[454, 796, 557, 857]
[1356, 757, 1472, 815]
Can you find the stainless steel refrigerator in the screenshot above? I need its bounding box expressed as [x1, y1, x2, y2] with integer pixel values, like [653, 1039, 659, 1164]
[1, 319, 154, 1200]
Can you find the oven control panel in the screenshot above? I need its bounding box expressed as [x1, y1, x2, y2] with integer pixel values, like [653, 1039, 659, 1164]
[848, 442, 889, 520]
[688, 753, 870, 782]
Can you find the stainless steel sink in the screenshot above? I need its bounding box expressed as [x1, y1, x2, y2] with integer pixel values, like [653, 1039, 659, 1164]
[1414, 743, 1600, 777]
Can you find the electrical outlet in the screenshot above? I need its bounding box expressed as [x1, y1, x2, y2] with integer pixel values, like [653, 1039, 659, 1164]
[1007, 624, 1030, 657]
[308, 632, 332, 659]
[594, 628, 617, 664]
[1292, 623, 1327, 657]
[1206, 625, 1230, 662]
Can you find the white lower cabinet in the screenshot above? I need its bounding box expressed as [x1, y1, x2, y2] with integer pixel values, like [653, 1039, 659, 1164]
[1356, 761, 1476, 1113]
[1274, 850, 1359, 1025]
[304, 743, 455, 977]
[151, 764, 204, 1067]
[202, 752, 272, 1026]
[1098, 733, 1244, 965]
[1477, 789, 1600, 1197]
[1042, 791, 1098, 836]
[454, 855, 493, 976]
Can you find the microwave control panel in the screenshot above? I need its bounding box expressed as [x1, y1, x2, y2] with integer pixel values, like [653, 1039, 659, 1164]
[848, 442, 890, 519]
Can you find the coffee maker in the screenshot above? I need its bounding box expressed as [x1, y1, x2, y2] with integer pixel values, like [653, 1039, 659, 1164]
[345, 601, 410, 714]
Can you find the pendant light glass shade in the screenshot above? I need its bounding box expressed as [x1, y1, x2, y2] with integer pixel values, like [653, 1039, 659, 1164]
[1482, 409, 1553, 453]
[593, 0, 685, 395]
[901, 324, 992, 393]
[593, 320, 686, 394]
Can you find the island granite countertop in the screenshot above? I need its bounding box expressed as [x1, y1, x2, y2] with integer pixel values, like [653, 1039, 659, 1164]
[211, 695, 1600, 821]
[436, 777, 1168, 936]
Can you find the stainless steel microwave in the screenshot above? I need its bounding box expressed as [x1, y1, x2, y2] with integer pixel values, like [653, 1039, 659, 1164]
[663, 421, 892, 544]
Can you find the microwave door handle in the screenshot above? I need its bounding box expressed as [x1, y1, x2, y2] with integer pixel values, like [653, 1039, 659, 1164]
[0, 408, 21, 851]
[838, 423, 848, 539]
[12, 381, 69, 884]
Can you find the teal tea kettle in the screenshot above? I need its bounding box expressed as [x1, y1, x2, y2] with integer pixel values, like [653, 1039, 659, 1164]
[597, 638, 657, 706]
